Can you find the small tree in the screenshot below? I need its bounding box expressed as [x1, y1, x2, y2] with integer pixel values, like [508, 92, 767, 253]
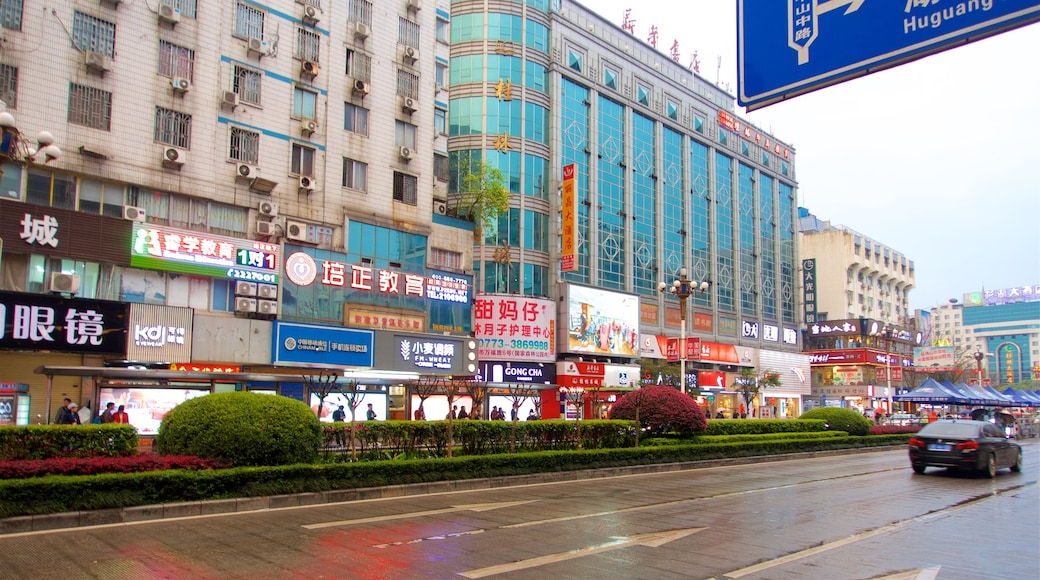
[733, 368, 782, 417]
[412, 376, 440, 420]
[303, 369, 339, 422]
[450, 156, 510, 238]
[336, 379, 367, 462]
[464, 379, 489, 419]
[608, 386, 706, 436]
[504, 382, 539, 452]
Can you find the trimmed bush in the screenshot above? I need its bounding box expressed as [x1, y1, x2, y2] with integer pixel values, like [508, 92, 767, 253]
[799, 407, 872, 436]
[607, 386, 707, 435]
[155, 392, 320, 466]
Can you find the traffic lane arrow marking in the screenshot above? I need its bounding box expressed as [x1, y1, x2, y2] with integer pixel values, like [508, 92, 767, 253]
[301, 500, 535, 530]
[817, 0, 867, 16]
[458, 527, 706, 579]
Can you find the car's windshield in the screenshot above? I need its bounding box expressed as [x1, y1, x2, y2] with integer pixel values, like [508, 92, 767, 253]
[920, 422, 980, 438]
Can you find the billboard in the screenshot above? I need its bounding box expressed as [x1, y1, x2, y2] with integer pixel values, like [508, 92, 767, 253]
[913, 346, 956, 372]
[561, 284, 639, 358]
[473, 295, 555, 362]
[130, 223, 279, 284]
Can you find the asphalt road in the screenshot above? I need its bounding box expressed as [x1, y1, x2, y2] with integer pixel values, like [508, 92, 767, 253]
[1, 443, 1036, 579]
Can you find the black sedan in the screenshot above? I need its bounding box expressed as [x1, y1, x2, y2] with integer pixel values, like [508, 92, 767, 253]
[908, 419, 1023, 477]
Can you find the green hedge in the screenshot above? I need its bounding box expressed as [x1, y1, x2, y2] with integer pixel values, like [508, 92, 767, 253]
[0, 425, 138, 460]
[0, 433, 912, 518]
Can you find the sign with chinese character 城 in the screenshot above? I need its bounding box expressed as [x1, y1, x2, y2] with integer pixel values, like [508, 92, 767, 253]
[130, 223, 279, 284]
[473, 294, 555, 363]
[19, 213, 60, 248]
[0, 291, 127, 354]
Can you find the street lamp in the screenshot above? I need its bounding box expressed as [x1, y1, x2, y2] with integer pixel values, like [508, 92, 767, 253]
[880, 325, 895, 416]
[973, 351, 986, 387]
[0, 108, 61, 177]
[658, 268, 709, 396]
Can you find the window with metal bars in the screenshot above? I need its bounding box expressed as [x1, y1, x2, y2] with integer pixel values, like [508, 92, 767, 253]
[233, 66, 262, 105]
[234, 2, 264, 39]
[346, 50, 372, 83]
[158, 40, 195, 80]
[295, 27, 321, 62]
[72, 12, 116, 57]
[398, 16, 419, 49]
[397, 69, 419, 99]
[393, 171, 417, 206]
[154, 107, 192, 148]
[67, 84, 112, 131]
[0, 64, 16, 109]
[229, 127, 259, 164]
[0, 0, 23, 31]
[301, 0, 322, 8]
[347, 0, 372, 24]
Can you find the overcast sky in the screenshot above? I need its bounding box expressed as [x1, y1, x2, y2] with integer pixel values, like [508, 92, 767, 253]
[582, 1, 1040, 312]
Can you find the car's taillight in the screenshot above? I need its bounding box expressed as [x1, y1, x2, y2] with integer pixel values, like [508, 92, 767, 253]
[908, 437, 925, 448]
[955, 440, 979, 451]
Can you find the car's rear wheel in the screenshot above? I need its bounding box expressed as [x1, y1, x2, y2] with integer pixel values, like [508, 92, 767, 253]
[912, 464, 926, 474]
[1011, 450, 1023, 473]
[984, 453, 997, 478]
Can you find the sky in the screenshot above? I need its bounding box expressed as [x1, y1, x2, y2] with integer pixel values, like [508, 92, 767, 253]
[582, 1, 1040, 313]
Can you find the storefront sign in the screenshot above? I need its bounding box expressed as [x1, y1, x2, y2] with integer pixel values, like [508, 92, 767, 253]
[171, 363, 241, 373]
[639, 334, 669, 359]
[19, 212, 59, 247]
[283, 249, 467, 303]
[557, 360, 605, 388]
[602, 364, 640, 388]
[130, 223, 279, 284]
[802, 258, 816, 324]
[0, 291, 127, 354]
[561, 164, 576, 272]
[0, 199, 132, 264]
[693, 312, 713, 333]
[809, 320, 860, 336]
[762, 324, 779, 342]
[698, 341, 755, 366]
[699, 371, 727, 390]
[639, 302, 658, 324]
[666, 337, 701, 362]
[718, 111, 790, 159]
[783, 327, 799, 345]
[374, 331, 477, 375]
[345, 307, 425, 332]
[125, 304, 193, 363]
[473, 294, 555, 363]
[272, 321, 374, 368]
[741, 319, 760, 339]
[807, 350, 866, 364]
[719, 317, 738, 336]
[478, 361, 556, 384]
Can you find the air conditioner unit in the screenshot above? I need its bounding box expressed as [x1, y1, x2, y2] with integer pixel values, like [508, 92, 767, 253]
[407, 0, 421, 10]
[403, 46, 419, 62]
[237, 163, 259, 180]
[122, 205, 146, 222]
[285, 220, 308, 242]
[162, 146, 186, 168]
[50, 272, 81, 294]
[352, 79, 370, 95]
[158, 4, 181, 24]
[256, 220, 279, 236]
[221, 90, 240, 109]
[353, 22, 370, 38]
[401, 97, 418, 113]
[301, 120, 318, 135]
[171, 77, 190, 93]
[301, 60, 319, 77]
[85, 51, 112, 73]
[247, 37, 269, 57]
[258, 300, 278, 315]
[258, 284, 278, 299]
[235, 297, 257, 313]
[258, 200, 278, 217]
[434, 201, 447, 215]
[235, 281, 258, 296]
[302, 5, 320, 24]
[398, 146, 414, 161]
[298, 176, 316, 193]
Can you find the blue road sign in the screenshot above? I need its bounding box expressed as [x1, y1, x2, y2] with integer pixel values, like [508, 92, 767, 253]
[738, 0, 1040, 111]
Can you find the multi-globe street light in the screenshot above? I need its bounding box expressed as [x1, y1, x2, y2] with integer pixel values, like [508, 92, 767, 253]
[0, 108, 61, 174]
[658, 268, 709, 396]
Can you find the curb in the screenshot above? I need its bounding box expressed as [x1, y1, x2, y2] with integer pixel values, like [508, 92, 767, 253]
[0, 446, 898, 535]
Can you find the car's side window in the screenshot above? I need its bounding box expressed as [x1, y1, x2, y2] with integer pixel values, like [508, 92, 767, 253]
[983, 424, 1003, 438]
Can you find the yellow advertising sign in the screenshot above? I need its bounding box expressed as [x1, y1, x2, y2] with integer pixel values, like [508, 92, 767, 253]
[561, 164, 576, 272]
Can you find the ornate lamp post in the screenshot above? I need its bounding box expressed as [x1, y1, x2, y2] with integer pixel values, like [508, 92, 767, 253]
[0, 108, 61, 177]
[973, 350, 986, 387]
[658, 268, 709, 396]
[878, 325, 895, 416]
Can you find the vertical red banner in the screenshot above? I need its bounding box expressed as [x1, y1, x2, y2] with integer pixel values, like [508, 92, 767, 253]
[561, 164, 576, 272]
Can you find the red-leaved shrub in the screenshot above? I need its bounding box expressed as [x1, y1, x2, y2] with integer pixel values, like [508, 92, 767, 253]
[868, 424, 921, 436]
[607, 386, 707, 435]
[0, 455, 231, 479]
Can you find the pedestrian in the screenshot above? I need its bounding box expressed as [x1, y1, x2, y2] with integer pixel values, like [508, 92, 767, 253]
[413, 407, 425, 420]
[457, 405, 469, 419]
[366, 403, 377, 421]
[332, 405, 346, 423]
[100, 402, 116, 424]
[929, 410, 938, 423]
[55, 398, 74, 424]
[510, 404, 519, 421]
[66, 404, 82, 425]
[527, 408, 538, 421]
[112, 405, 130, 424]
[448, 405, 458, 420]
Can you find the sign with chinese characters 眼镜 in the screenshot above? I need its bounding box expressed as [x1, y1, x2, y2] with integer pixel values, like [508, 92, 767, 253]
[0, 291, 127, 354]
[130, 223, 279, 284]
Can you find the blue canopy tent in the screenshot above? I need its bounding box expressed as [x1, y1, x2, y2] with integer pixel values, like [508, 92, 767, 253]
[955, 382, 1015, 407]
[894, 378, 968, 404]
[941, 381, 989, 406]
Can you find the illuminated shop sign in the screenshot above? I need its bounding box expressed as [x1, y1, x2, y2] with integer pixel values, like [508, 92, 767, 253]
[473, 294, 556, 363]
[810, 320, 860, 336]
[130, 223, 279, 284]
[718, 111, 790, 159]
[374, 332, 477, 375]
[171, 363, 241, 373]
[126, 304, 193, 363]
[272, 321, 374, 368]
[0, 291, 127, 354]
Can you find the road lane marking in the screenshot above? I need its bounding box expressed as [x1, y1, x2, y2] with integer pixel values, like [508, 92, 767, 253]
[301, 500, 534, 530]
[458, 527, 706, 578]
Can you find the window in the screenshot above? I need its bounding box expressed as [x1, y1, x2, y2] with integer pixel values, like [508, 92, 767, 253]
[567, 49, 582, 72]
[158, 40, 194, 80]
[603, 68, 617, 90]
[398, 16, 420, 49]
[0, 0, 22, 31]
[430, 248, 461, 270]
[295, 27, 321, 62]
[395, 120, 416, 149]
[435, 16, 449, 43]
[0, 64, 15, 108]
[434, 107, 446, 135]
[162, 0, 197, 19]
[72, 12, 116, 57]
[342, 158, 367, 191]
[153, 107, 191, 149]
[636, 84, 650, 106]
[229, 127, 259, 164]
[67, 84, 112, 131]
[292, 143, 315, 176]
[345, 49, 372, 82]
[25, 169, 76, 209]
[435, 62, 447, 88]
[78, 179, 124, 218]
[233, 65, 261, 105]
[293, 86, 317, 119]
[129, 188, 248, 236]
[234, 2, 265, 39]
[666, 100, 679, 121]
[343, 102, 369, 135]
[397, 69, 419, 99]
[434, 153, 448, 182]
[392, 172, 417, 205]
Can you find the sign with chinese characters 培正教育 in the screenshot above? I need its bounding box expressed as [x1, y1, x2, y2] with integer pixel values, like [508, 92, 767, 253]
[473, 295, 555, 363]
[130, 223, 279, 284]
[0, 291, 127, 354]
